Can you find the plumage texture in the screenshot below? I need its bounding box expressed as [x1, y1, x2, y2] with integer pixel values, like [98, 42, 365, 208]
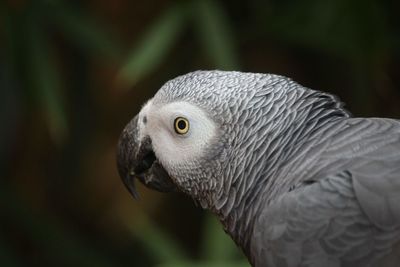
[117, 70, 400, 267]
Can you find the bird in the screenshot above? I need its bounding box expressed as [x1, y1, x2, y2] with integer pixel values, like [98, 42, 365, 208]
[117, 70, 400, 267]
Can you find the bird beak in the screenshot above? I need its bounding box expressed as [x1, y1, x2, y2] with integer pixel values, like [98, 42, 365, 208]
[117, 115, 178, 199]
[123, 172, 140, 200]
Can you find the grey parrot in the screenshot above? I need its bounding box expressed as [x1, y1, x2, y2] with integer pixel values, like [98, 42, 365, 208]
[117, 71, 400, 267]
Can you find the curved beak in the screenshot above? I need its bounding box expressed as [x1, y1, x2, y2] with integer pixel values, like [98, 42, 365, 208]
[117, 115, 178, 199]
[123, 172, 140, 199]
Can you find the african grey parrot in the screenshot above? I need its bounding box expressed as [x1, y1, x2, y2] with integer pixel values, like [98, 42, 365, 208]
[117, 71, 400, 267]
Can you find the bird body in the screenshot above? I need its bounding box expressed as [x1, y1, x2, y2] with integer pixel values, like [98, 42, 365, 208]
[252, 118, 400, 267]
[117, 71, 400, 267]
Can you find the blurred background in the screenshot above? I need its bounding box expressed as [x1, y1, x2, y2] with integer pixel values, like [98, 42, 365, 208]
[1, 0, 399, 266]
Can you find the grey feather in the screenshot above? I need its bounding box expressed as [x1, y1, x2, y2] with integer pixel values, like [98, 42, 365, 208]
[118, 71, 400, 267]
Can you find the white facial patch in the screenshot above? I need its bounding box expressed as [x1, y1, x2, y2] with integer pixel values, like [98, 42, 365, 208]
[141, 101, 217, 169]
[137, 99, 153, 141]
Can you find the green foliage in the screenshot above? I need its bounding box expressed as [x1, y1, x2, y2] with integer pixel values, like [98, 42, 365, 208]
[0, 185, 120, 267]
[129, 215, 188, 262]
[129, 213, 249, 267]
[117, 0, 239, 88]
[117, 2, 188, 87]
[200, 213, 240, 261]
[0, 235, 22, 267]
[45, 1, 122, 59]
[192, 0, 238, 69]
[27, 20, 68, 143]
[1, 0, 122, 143]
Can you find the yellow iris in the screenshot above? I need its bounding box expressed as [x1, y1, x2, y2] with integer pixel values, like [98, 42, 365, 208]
[174, 117, 189, 134]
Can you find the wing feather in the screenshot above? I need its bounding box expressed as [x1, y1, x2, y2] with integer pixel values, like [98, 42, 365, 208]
[251, 118, 400, 267]
[252, 171, 400, 267]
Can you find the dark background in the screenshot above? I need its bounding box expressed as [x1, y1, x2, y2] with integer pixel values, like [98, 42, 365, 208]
[1, 0, 399, 266]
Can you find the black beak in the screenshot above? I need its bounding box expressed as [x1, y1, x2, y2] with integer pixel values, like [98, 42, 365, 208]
[123, 173, 140, 199]
[117, 115, 178, 199]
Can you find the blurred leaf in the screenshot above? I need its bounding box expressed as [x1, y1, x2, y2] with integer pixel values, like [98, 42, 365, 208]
[0, 185, 119, 267]
[43, 1, 122, 60]
[193, 0, 239, 69]
[264, 0, 390, 62]
[0, 61, 20, 174]
[200, 213, 242, 262]
[117, 2, 187, 88]
[0, 4, 21, 168]
[127, 215, 188, 263]
[156, 260, 250, 267]
[0, 234, 22, 267]
[27, 18, 68, 144]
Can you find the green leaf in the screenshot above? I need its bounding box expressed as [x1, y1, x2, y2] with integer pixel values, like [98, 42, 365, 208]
[43, 1, 122, 60]
[193, 0, 239, 69]
[27, 17, 68, 144]
[127, 215, 188, 263]
[0, 185, 119, 267]
[200, 213, 243, 262]
[263, 0, 390, 63]
[0, 234, 23, 267]
[117, 2, 187, 87]
[156, 260, 250, 267]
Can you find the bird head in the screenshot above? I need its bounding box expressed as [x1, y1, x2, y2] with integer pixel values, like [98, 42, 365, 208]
[116, 70, 347, 210]
[117, 71, 239, 206]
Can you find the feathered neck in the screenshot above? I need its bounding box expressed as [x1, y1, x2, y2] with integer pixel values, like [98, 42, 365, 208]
[211, 85, 350, 259]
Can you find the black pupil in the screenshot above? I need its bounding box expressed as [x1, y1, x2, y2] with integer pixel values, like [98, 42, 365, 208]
[177, 119, 186, 130]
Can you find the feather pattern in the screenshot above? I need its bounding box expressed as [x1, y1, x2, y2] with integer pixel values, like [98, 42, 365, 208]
[135, 71, 400, 266]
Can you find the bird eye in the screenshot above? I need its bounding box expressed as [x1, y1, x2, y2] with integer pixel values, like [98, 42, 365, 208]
[174, 117, 189, 135]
